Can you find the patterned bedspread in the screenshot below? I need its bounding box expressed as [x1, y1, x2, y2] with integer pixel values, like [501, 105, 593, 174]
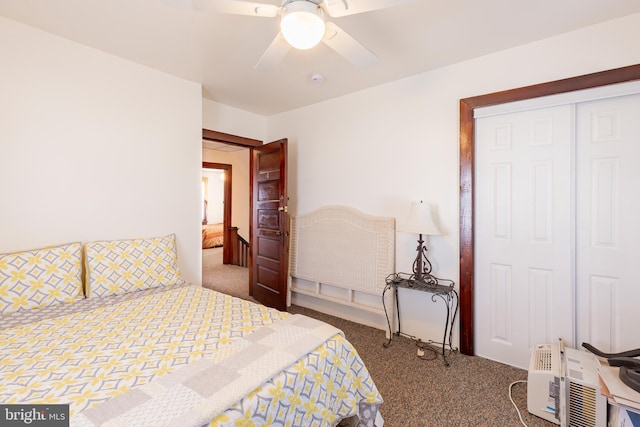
[202, 223, 224, 249]
[0, 284, 383, 426]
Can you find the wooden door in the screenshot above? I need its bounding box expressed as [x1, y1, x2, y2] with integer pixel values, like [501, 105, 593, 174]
[250, 139, 289, 311]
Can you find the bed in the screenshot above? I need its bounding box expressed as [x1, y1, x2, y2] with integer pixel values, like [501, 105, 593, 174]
[0, 234, 383, 426]
[202, 222, 224, 249]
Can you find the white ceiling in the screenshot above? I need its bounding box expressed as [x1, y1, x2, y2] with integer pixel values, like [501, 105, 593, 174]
[1, 0, 639, 116]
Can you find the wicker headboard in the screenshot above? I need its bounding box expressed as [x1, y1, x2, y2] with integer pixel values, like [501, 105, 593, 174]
[288, 205, 395, 318]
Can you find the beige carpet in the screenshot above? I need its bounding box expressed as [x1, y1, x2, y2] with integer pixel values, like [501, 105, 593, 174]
[201, 247, 258, 303]
[201, 248, 554, 426]
[288, 305, 555, 427]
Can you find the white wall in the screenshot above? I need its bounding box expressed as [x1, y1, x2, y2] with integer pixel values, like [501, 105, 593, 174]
[202, 98, 265, 141]
[266, 14, 640, 344]
[202, 169, 225, 224]
[0, 17, 203, 284]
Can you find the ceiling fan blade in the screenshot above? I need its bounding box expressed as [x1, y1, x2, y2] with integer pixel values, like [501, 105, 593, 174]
[255, 33, 291, 72]
[211, 0, 279, 17]
[322, 22, 377, 68]
[323, 0, 414, 17]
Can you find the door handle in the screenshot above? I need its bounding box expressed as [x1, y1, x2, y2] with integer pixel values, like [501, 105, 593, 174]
[278, 206, 288, 212]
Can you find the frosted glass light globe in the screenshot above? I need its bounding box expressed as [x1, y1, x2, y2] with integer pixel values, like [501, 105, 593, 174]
[280, 1, 325, 50]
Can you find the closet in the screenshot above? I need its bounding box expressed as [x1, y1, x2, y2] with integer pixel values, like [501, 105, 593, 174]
[473, 82, 640, 369]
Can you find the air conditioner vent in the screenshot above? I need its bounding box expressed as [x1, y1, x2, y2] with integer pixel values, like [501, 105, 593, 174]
[567, 382, 598, 427]
[568, 369, 583, 380]
[533, 347, 553, 371]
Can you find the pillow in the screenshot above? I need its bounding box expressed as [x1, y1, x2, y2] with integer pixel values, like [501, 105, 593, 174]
[85, 234, 184, 298]
[0, 242, 83, 314]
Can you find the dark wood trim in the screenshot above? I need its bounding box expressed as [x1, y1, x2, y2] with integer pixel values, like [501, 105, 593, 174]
[202, 129, 262, 148]
[228, 226, 249, 267]
[459, 100, 475, 355]
[459, 63, 640, 356]
[461, 64, 640, 109]
[249, 149, 254, 297]
[229, 227, 239, 266]
[202, 162, 232, 264]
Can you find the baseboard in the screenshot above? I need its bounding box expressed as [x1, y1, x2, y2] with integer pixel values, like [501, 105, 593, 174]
[291, 292, 390, 338]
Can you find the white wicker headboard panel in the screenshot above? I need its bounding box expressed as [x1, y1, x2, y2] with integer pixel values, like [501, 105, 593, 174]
[289, 206, 395, 297]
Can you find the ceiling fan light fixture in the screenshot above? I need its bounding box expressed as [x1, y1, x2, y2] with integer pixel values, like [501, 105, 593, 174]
[280, 1, 325, 50]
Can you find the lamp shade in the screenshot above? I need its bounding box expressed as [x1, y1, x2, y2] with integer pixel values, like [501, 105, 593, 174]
[399, 201, 443, 236]
[280, 1, 325, 50]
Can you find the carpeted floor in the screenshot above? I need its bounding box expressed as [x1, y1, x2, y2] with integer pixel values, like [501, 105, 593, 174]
[289, 305, 555, 427]
[201, 249, 555, 427]
[201, 247, 258, 303]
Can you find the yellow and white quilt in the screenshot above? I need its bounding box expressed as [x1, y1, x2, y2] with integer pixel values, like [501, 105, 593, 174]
[0, 284, 383, 426]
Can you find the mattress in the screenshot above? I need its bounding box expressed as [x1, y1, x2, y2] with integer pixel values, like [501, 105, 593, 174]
[0, 283, 383, 426]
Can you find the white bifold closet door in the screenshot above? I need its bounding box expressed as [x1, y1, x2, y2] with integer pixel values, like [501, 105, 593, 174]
[474, 92, 640, 369]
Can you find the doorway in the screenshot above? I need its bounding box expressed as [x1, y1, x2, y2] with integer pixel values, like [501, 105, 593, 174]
[202, 162, 232, 263]
[201, 162, 233, 293]
[201, 129, 291, 310]
[201, 129, 258, 300]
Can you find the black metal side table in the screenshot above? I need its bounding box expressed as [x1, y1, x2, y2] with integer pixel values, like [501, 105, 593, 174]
[382, 272, 459, 366]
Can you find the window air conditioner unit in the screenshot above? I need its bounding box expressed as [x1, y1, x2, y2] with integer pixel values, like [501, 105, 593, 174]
[527, 339, 607, 427]
[527, 342, 562, 424]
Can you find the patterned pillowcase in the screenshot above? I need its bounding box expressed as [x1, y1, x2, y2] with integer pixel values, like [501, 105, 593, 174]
[0, 242, 84, 314]
[85, 234, 185, 298]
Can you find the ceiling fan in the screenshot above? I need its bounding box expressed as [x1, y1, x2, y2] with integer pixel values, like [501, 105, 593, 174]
[167, 0, 414, 71]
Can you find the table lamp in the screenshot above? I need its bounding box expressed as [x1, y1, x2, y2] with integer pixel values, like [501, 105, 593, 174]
[399, 201, 442, 284]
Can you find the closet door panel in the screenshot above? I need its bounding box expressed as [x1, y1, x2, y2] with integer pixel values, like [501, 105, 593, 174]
[475, 105, 573, 369]
[576, 93, 640, 353]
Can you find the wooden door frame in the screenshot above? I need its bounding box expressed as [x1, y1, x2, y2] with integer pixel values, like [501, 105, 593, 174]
[203, 129, 264, 148]
[458, 64, 640, 356]
[201, 129, 263, 265]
